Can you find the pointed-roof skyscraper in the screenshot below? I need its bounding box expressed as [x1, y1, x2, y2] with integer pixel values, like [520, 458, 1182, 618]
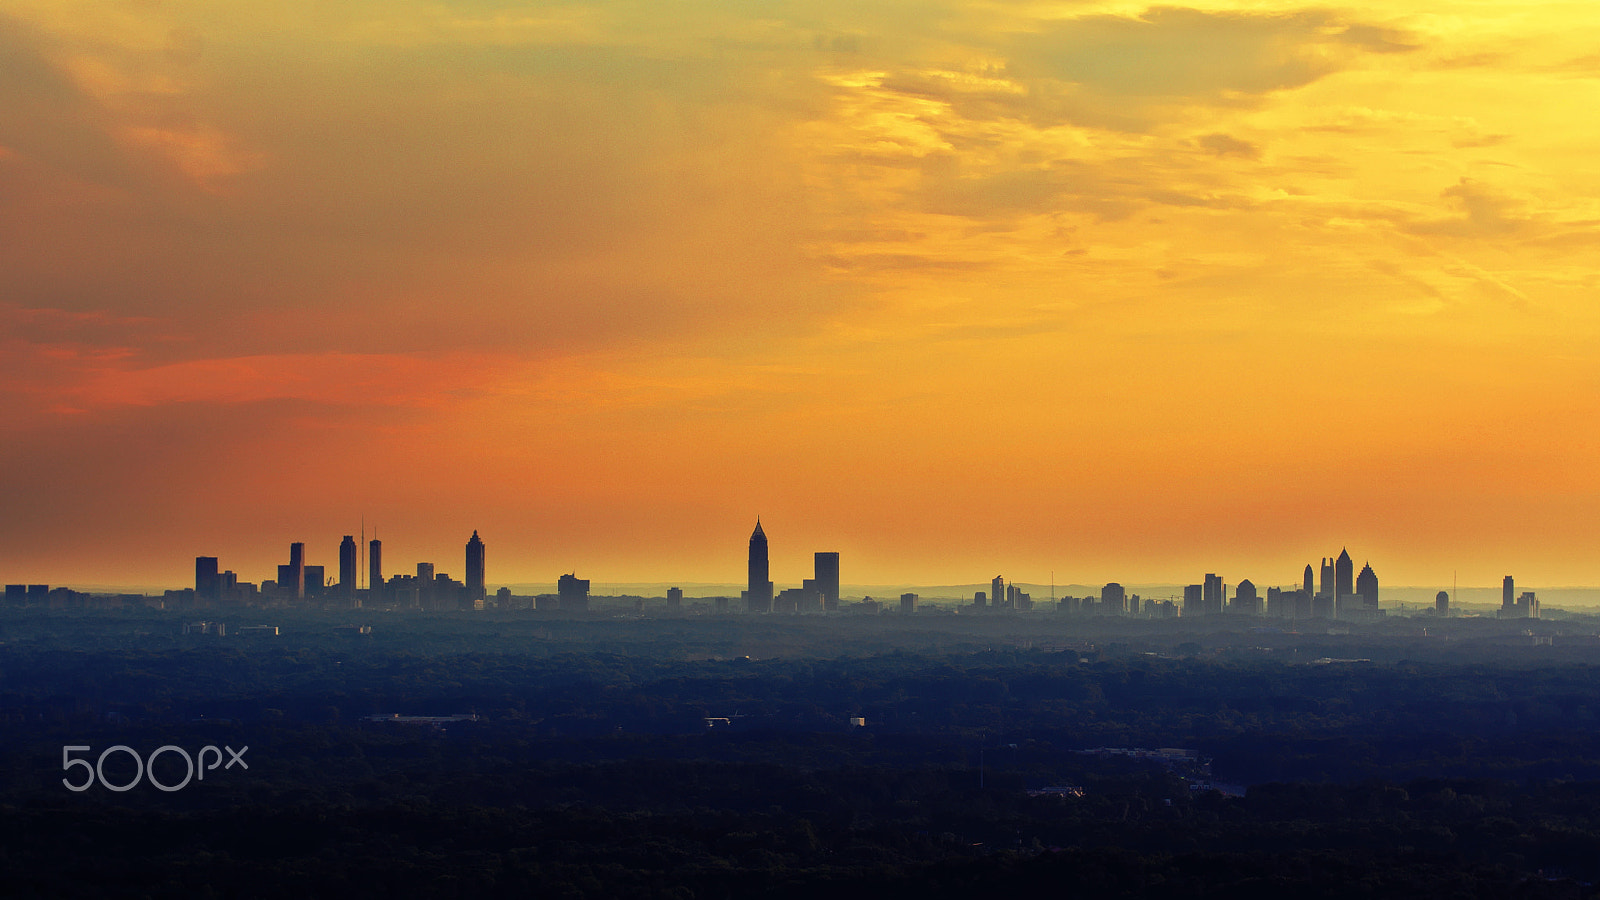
[747, 520, 772, 613]
[465, 530, 486, 606]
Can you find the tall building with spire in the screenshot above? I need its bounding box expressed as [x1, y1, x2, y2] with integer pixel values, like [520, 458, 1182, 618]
[747, 520, 772, 613]
[465, 530, 486, 608]
[1335, 549, 1354, 601]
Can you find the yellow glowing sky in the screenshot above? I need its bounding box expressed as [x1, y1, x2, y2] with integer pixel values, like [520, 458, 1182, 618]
[4, 0, 1600, 591]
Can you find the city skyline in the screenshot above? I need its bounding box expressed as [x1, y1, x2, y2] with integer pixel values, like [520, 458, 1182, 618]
[5, 2, 1600, 588]
[6, 519, 1585, 613]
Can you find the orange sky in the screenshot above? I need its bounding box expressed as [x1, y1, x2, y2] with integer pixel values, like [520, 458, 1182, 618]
[4, 1, 1600, 591]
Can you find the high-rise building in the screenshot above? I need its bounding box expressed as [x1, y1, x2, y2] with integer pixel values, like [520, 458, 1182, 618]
[1203, 574, 1224, 615]
[558, 573, 590, 611]
[900, 592, 918, 613]
[195, 557, 220, 603]
[369, 538, 383, 602]
[465, 531, 486, 605]
[1100, 583, 1126, 615]
[1303, 564, 1314, 598]
[417, 562, 435, 608]
[1502, 575, 1515, 614]
[288, 542, 306, 600]
[1183, 584, 1202, 617]
[1356, 562, 1378, 609]
[1319, 557, 1334, 600]
[1232, 579, 1259, 615]
[1436, 590, 1449, 617]
[1335, 549, 1353, 601]
[992, 576, 1006, 609]
[814, 552, 840, 611]
[747, 521, 772, 613]
[667, 587, 683, 610]
[338, 536, 358, 602]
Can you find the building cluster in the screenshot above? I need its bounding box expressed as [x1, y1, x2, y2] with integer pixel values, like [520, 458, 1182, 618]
[741, 521, 843, 613]
[187, 530, 493, 610]
[0, 523, 1546, 620]
[1499, 575, 1540, 619]
[971, 576, 1034, 611]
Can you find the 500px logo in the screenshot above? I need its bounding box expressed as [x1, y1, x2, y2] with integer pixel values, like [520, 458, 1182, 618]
[62, 744, 249, 792]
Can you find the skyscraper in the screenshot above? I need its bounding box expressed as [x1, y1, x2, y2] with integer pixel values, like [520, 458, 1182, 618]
[338, 535, 358, 602]
[747, 520, 772, 613]
[1203, 573, 1224, 615]
[1319, 558, 1334, 600]
[1436, 590, 1449, 617]
[1183, 583, 1202, 617]
[1356, 562, 1378, 609]
[369, 538, 383, 601]
[558, 572, 590, 611]
[195, 556, 219, 603]
[289, 542, 305, 601]
[1303, 564, 1314, 598]
[814, 552, 840, 611]
[1502, 575, 1515, 614]
[465, 530, 486, 606]
[1335, 549, 1353, 601]
[992, 575, 1006, 609]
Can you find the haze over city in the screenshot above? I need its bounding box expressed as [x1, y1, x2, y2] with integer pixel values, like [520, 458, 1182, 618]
[5, 1, 1600, 589]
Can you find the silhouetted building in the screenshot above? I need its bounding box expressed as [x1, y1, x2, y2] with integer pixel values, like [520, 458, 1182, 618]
[814, 552, 840, 611]
[747, 521, 772, 613]
[1203, 574, 1224, 615]
[1319, 557, 1334, 602]
[1335, 549, 1353, 602]
[288, 542, 306, 601]
[1266, 586, 1287, 618]
[416, 562, 435, 608]
[465, 531, 486, 607]
[558, 573, 590, 611]
[1436, 590, 1449, 617]
[992, 576, 1006, 609]
[5, 585, 24, 605]
[1101, 583, 1125, 615]
[667, 587, 683, 610]
[1183, 584, 1202, 617]
[1303, 564, 1314, 598]
[303, 566, 325, 599]
[900, 592, 918, 613]
[338, 536, 358, 603]
[1231, 579, 1259, 615]
[369, 538, 383, 602]
[777, 587, 821, 613]
[195, 557, 220, 604]
[496, 586, 512, 608]
[1498, 579, 1539, 619]
[975, 590, 988, 608]
[1356, 562, 1378, 609]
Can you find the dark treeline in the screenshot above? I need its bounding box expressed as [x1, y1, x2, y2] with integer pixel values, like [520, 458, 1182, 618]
[3, 608, 1599, 896]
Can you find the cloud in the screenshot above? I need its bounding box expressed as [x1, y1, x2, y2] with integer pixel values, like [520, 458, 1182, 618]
[1197, 132, 1259, 158]
[1007, 7, 1419, 102]
[1405, 178, 1527, 237]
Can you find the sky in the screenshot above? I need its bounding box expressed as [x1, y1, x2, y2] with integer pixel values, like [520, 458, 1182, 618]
[4, 0, 1600, 591]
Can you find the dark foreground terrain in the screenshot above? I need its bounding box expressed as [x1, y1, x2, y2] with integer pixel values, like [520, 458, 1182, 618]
[3, 606, 1599, 898]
